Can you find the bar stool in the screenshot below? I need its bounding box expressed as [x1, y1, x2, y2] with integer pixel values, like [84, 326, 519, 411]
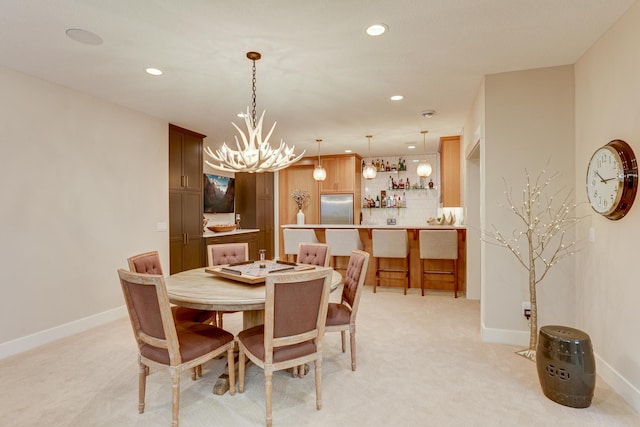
[325, 229, 363, 273]
[283, 228, 319, 262]
[372, 229, 410, 295]
[419, 229, 459, 297]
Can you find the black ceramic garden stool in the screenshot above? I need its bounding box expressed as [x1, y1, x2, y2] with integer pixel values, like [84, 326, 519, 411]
[536, 325, 596, 408]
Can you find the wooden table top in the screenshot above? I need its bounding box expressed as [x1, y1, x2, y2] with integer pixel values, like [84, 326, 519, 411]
[165, 266, 342, 312]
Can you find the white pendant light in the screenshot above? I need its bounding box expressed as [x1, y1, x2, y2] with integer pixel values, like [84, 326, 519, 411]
[313, 138, 327, 181]
[417, 130, 433, 178]
[204, 52, 305, 173]
[362, 135, 377, 179]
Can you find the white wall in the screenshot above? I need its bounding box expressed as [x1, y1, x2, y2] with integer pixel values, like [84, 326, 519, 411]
[0, 67, 168, 357]
[574, 1, 640, 410]
[482, 65, 576, 344]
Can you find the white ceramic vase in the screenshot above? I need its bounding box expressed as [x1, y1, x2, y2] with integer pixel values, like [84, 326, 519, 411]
[296, 209, 305, 225]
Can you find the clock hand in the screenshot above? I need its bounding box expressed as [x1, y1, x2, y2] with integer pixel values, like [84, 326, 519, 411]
[594, 171, 607, 183]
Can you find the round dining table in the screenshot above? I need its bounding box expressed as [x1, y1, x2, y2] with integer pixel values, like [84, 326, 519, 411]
[165, 266, 343, 329]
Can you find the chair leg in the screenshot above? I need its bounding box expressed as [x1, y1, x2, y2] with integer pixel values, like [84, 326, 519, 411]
[403, 255, 409, 295]
[292, 365, 298, 377]
[340, 330, 346, 353]
[138, 360, 147, 414]
[315, 358, 323, 410]
[349, 325, 357, 371]
[373, 257, 379, 293]
[453, 259, 458, 298]
[420, 258, 425, 296]
[217, 312, 224, 329]
[238, 350, 245, 393]
[227, 347, 236, 395]
[265, 369, 273, 427]
[170, 367, 180, 427]
[191, 367, 197, 380]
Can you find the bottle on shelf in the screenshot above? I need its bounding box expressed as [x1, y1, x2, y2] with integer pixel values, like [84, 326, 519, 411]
[402, 191, 406, 208]
[428, 179, 434, 189]
[399, 179, 404, 189]
[388, 175, 393, 189]
[406, 177, 410, 189]
[375, 159, 380, 172]
[375, 195, 380, 208]
[385, 161, 390, 171]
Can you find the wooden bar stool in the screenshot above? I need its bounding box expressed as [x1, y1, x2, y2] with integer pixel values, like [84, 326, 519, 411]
[372, 229, 410, 295]
[324, 229, 363, 273]
[283, 228, 319, 262]
[419, 229, 459, 297]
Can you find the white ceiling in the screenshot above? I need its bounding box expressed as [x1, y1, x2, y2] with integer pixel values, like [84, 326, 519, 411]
[0, 0, 635, 157]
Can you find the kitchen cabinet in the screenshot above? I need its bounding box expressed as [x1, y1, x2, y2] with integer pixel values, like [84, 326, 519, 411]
[234, 172, 275, 259]
[319, 155, 359, 193]
[439, 136, 461, 207]
[169, 124, 205, 274]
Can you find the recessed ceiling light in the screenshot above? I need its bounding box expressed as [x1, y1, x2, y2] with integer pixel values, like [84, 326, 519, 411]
[237, 112, 248, 118]
[145, 68, 163, 76]
[390, 95, 404, 101]
[366, 24, 388, 36]
[65, 28, 103, 45]
[407, 145, 416, 149]
[421, 109, 436, 118]
[344, 149, 352, 153]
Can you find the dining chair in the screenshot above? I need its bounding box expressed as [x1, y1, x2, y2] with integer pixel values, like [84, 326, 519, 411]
[236, 268, 333, 427]
[206, 243, 249, 328]
[325, 249, 370, 371]
[117, 269, 235, 427]
[296, 242, 331, 267]
[128, 251, 216, 324]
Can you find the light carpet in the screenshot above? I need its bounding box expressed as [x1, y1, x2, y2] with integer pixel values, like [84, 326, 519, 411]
[1, 286, 638, 427]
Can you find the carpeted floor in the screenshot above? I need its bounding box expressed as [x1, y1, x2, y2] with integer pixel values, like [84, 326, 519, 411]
[1, 286, 638, 426]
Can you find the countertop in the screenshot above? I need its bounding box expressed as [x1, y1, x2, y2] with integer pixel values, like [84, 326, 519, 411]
[281, 224, 465, 230]
[202, 228, 260, 238]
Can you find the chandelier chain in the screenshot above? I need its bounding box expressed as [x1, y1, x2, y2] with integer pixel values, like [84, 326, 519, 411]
[251, 59, 257, 128]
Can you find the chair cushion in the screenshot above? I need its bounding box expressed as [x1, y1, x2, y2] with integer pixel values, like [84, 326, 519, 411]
[141, 323, 233, 365]
[326, 302, 351, 327]
[131, 254, 163, 275]
[209, 245, 247, 265]
[238, 325, 317, 363]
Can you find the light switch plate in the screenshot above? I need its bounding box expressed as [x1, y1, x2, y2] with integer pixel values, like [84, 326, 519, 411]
[156, 222, 168, 232]
[386, 218, 396, 225]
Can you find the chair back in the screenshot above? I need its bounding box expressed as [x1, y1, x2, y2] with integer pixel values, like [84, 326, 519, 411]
[341, 250, 370, 315]
[283, 228, 319, 255]
[264, 268, 332, 365]
[372, 229, 409, 258]
[117, 269, 181, 365]
[297, 243, 331, 266]
[207, 243, 249, 266]
[419, 230, 458, 260]
[325, 228, 363, 257]
[127, 251, 163, 275]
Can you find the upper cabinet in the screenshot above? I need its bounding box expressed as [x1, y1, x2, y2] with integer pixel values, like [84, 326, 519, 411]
[319, 155, 361, 193]
[439, 136, 461, 207]
[169, 125, 203, 192]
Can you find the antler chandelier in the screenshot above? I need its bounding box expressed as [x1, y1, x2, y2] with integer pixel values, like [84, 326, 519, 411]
[204, 52, 304, 173]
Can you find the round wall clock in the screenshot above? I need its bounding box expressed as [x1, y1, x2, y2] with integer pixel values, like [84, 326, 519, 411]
[586, 139, 638, 220]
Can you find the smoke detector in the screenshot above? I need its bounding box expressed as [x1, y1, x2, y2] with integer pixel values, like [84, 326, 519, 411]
[421, 109, 436, 118]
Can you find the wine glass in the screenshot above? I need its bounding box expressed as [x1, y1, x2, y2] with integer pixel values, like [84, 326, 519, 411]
[235, 213, 241, 229]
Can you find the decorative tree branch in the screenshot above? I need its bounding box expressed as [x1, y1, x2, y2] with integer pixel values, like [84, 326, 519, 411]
[484, 167, 582, 361]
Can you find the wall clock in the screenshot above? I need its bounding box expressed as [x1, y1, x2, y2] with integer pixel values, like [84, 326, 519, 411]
[586, 139, 638, 220]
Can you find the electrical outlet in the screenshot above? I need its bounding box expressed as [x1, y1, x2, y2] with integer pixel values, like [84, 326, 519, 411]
[522, 301, 531, 319]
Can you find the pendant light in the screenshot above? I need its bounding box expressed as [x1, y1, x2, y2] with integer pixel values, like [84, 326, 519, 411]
[313, 138, 327, 181]
[362, 135, 377, 179]
[204, 52, 305, 173]
[416, 130, 433, 178]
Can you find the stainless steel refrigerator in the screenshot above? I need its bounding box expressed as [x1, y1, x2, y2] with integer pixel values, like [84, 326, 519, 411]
[320, 194, 354, 224]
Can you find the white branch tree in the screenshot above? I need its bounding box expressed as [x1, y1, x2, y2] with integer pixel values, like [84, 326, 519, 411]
[484, 167, 581, 361]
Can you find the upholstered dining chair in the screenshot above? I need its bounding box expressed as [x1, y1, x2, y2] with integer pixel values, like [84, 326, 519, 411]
[325, 249, 370, 371]
[127, 251, 216, 324]
[206, 243, 249, 328]
[117, 269, 236, 427]
[236, 268, 333, 427]
[296, 242, 331, 267]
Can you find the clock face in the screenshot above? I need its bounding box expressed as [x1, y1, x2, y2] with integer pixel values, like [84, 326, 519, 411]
[586, 139, 638, 220]
[586, 146, 623, 215]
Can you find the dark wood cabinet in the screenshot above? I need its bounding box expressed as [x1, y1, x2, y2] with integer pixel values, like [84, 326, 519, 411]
[235, 172, 275, 259]
[169, 124, 205, 274]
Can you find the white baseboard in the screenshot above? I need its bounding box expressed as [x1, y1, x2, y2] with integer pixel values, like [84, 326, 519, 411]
[0, 305, 127, 360]
[482, 323, 640, 414]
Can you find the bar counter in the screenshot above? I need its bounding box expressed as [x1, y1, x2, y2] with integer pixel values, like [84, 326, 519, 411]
[280, 223, 466, 295]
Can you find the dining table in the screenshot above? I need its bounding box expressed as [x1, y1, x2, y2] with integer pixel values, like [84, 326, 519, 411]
[164, 264, 343, 394]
